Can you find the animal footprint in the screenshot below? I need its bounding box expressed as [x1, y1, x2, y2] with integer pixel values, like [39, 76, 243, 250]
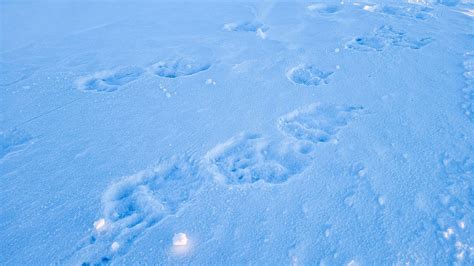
[148, 58, 211, 78]
[277, 103, 362, 144]
[0, 129, 32, 160]
[376, 26, 433, 49]
[204, 132, 309, 185]
[66, 157, 203, 264]
[346, 36, 387, 52]
[75, 66, 144, 92]
[287, 65, 333, 86]
[347, 26, 433, 52]
[223, 21, 269, 39]
[372, 4, 433, 20]
[437, 0, 460, 7]
[223, 21, 268, 33]
[307, 3, 342, 14]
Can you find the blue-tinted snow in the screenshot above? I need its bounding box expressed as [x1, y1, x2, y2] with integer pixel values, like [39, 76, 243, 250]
[1, 0, 473, 265]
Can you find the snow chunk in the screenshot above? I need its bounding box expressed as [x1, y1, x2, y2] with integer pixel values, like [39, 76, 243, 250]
[363, 5, 377, 12]
[256, 28, 267, 40]
[93, 218, 106, 231]
[173, 233, 188, 246]
[111, 241, 120, 251]
[443, 227, 455, 239]
[205, 78, 216, 85]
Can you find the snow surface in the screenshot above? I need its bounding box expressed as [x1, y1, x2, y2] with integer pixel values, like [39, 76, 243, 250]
[1, 0, 473, 265]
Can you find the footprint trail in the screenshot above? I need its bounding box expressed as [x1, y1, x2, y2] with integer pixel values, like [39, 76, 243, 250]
[68, 103, 364, 263]
[205, 103, 362, 185]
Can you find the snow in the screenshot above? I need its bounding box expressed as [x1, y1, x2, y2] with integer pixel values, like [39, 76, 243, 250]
[1, 0, 473, 265]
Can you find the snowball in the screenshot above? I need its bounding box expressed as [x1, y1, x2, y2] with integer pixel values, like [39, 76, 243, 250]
[173, 233, 188, 246]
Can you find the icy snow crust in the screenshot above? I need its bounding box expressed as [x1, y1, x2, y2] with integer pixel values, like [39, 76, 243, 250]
[1, 0, 473, 265]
